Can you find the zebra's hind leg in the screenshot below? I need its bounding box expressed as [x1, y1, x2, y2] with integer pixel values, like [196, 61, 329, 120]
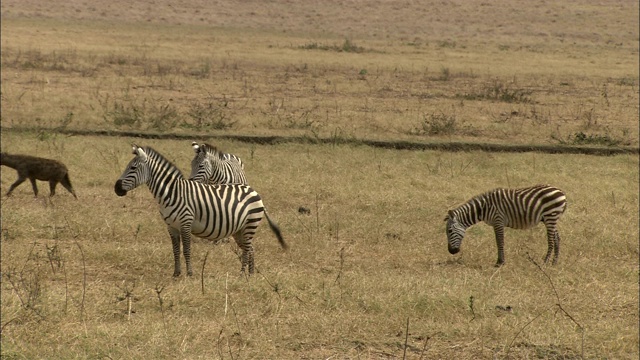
[168, 227, 182, 277]
[233, 232, 255, 275]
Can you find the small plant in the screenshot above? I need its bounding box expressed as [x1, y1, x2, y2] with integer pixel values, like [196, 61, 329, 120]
[412, 112, 459, 136]
[190, 60, 212, 79]
[106, 100, 144, 128]
[55, 112, 74, 130]
[340, 39, 364, 53]
[616, 76, 637, 87]
[298, 39, 366, 53]
[148, 102, 179, 131]
[185, 99, 236, 130]
[437, 40, 457, 48]
[552, 131, 630, 147]
[456, 80, 532, 103]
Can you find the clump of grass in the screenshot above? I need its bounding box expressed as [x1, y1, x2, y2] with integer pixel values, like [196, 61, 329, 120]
[190, 60, 212, 79]
[552, 131, 630, 147]
[457, 80, 533, 103]
[298, 39, 366, 53]
[436, 67, 451, 82]
[616, 76, 638, 87]
[437, 40, 457, 48]
[99, 94, 180, 131]
[185, 99, 236, 130]
[410, 112, 471, 136]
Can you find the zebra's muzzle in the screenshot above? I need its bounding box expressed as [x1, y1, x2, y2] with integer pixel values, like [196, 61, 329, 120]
[448, 246, 460, 255]
[114, 180, 128, 197]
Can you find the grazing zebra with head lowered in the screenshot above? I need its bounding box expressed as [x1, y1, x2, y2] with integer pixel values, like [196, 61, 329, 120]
[445, 185, 567, 267]
[114, 145, 287, 277]
[189, 142, 247, 185]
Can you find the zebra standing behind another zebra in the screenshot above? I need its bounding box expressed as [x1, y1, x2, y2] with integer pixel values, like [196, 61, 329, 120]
[114, 145, 287, 277]
[189, 142, 247, 185]
[445, 185, 567, 267]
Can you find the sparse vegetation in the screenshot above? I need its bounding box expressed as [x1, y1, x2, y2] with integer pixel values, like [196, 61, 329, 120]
[1, 0, 638, 358]
[299, 39, 367, 53]
[1, 133, 637, 359]
[552, 130, 631, 147]
[456, 80, 533, 103]
[185, 98, 235, 130]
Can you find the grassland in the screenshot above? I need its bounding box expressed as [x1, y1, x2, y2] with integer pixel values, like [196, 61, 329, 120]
[1, 0, 639, 148]
[1, 0, 639, 359]
[1, 132, 638, 359]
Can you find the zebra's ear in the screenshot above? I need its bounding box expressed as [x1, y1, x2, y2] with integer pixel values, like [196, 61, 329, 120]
[133, 145, 148, 161]
[191, 142, 200, 152]
[445, 210, 454, 221]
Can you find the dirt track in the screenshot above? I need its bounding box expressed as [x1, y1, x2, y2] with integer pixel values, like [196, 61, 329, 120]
[3, 127, 637, 156]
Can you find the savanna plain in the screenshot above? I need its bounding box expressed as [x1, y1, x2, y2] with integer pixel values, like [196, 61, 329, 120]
[1, 0, 639, 359]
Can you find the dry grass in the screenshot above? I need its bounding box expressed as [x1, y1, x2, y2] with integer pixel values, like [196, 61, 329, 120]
[1, 131, 638, 359]
[1, 0, 639, 358]
[1, 0, 638, 147]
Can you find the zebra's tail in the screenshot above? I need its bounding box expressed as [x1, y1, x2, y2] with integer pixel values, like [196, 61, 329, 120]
[264, 210, 288, 250]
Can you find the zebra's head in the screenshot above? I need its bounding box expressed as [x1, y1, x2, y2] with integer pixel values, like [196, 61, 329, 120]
[114, 145, 150, 197]
[189, 142, 213, 183]
[445, 210, 466, 254]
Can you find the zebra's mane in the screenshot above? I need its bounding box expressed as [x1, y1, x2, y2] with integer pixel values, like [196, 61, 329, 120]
[201, 143, 226, 160]
[142, 146, 185, 179]
[449, 190, 492, 214]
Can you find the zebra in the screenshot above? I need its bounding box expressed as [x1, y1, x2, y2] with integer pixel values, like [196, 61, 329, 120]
[189, 142, 247, 185]
[445, 184, 567, 267]
[114, 145, 287, 277]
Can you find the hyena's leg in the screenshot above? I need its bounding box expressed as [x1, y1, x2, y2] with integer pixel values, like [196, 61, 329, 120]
[6, 176, 27, 196]
[28, 177, 39, 197]
[49, 180, 58, 197]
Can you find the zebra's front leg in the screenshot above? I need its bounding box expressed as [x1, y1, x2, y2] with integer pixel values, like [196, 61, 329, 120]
[181, 225, 194, 276]
[168, 227, 182, 277]
[493, 223, 506, 267]
[543, 220, 558, 264]
[552, 231, 561, 265]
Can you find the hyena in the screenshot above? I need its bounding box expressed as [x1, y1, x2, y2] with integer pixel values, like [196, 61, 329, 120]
[0, 152, 78, 199]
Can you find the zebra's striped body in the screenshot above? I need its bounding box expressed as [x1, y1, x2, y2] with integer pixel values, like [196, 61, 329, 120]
[114, 145, 287, 277]
[445, 185, 567, 266]
[189, 142, 247, 185]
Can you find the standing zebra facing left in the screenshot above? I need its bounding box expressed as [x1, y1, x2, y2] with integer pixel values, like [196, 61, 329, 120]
[445, 185, 567, 267]
[189, 142, 247, 185]
[114, 145, 287, 277]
